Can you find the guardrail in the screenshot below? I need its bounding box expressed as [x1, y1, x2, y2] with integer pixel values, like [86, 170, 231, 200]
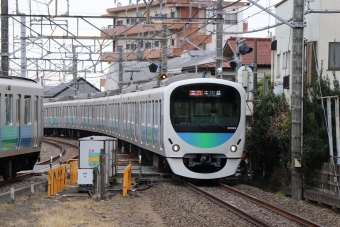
[47, 159, 79, 196]
[67, 159, 78, 185]
[47, 164, 67, 196]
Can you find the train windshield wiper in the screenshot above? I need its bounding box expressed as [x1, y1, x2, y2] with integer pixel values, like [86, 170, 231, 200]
[215, 124, 227, 129]
[198, 124, 207, 129]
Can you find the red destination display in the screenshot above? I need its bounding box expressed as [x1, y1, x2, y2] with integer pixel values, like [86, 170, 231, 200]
[189, 90, 204, 96]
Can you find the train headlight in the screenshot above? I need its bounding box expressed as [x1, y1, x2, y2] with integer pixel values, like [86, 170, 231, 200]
[230, 145, 237, 152]
[172, 144, 180, 152]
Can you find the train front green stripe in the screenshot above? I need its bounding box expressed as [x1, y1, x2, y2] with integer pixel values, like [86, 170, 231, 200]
[177, 132, 233, 148]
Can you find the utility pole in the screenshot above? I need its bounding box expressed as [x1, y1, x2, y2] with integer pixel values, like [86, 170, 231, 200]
[1, 0, 9, 76]
[245, 0, 305, 201]
[291, 0, 304, 201]
[72, 45, 78, 95]
[161, 25, 167, 74]
[253, 38, 257, 100]
[215, 0, 223, 79]
[118, 46, 123, 91]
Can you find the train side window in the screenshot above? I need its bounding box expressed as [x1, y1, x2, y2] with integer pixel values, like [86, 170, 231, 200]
[154, 100, 159, 127]
[5, 94, 13, 125]
[34, 96, 38, 122]
[16, 95, 21, 124]
[24, 95, 31, 125]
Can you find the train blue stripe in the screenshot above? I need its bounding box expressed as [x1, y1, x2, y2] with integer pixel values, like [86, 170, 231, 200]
[177, 132, 233, 148]
[20, 125, 32, 148]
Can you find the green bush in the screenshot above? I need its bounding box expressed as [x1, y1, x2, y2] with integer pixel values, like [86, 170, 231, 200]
[248, 67, 338, 186]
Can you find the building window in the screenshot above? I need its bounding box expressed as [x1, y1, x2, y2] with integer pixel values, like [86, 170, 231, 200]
[171, 12, 175, 18]
[131, 44, 136, 49]
[127, 19, 130, 24]
[329, 42, 340, 70]
[117, 20, 123, 26]
[131, 19, 136, 24]
[276, 54, 281, 78]
[224, 13, 237, 24]
[126, 44, 130, 50]
[286, 51, 290, 75]
[154, 41, 159, 48]
[282, 52, 286, 69]
[145, 42, 151, 49]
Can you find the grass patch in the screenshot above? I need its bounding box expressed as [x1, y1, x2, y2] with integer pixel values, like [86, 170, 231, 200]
[8, 219, 28, 227]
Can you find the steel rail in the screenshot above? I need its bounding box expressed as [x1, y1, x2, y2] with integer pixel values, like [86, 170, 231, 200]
[219, 183, 322, 227]
[0, 173, 33, 187]
[186, 182, 271, 227]
[37, 139, 64, 165]
[39, 138, 78, 165]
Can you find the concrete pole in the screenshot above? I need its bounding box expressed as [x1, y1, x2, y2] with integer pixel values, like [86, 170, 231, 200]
[1, 0, 9, 76]
[72, 46, 78, 95]
[291, 0, 304, 201]
[253, 38, 257, 99]
[215, 0, 223, 78]
[100, 148, 105, 201]
[161, 25, 167, 73]
[118, 46, 123, 91]
[20, 16, 27, 78]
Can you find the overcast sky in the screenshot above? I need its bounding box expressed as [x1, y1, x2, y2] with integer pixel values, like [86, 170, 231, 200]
[8, 0, 282, 87]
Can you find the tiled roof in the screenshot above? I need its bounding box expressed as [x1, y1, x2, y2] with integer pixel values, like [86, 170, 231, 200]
[226, 37, 272, 66]
[44, 77, 100, 98]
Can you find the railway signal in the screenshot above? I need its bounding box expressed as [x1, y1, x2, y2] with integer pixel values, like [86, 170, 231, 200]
[157, 72, 168, 81]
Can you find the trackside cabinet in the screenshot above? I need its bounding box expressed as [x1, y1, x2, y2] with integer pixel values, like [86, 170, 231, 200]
[77, 136, 117, 187]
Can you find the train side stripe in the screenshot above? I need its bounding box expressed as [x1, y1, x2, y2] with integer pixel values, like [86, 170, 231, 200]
[177, 132, 233, 148]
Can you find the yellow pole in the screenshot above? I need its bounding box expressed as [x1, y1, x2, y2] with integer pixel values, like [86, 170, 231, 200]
[123, 164, 132, 196]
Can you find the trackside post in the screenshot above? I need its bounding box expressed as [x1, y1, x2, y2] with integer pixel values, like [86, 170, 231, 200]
[123, 164, 132, 196]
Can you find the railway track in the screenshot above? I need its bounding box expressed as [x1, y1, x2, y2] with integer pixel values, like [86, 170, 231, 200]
[186, 182, 322, 227]
[38, 138, 79, 165]
[0, 173, 37, 187]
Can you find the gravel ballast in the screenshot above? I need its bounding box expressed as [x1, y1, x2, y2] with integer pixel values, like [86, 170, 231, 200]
[0, 176, 339, 227]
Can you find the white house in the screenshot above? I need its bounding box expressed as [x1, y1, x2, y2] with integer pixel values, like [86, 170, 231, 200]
[272, 0, 340, 97]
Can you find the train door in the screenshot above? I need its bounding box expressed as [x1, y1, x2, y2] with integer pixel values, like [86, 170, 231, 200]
[134, 102, 139, 143]
[101, 105, 104, 131]
[127, 103, 131, 140]
[141, 101, 146, 145]
[35, 97, 42, 146]
[16, 95, 21, 149]
[146, 101, 153, 147]
[116, 103, 120, 136]
[153, 100, 159, 149]
[122, 102, 126, 138]
[160, 100, 164, 150]
[131, 102, 136, 142]
[3, 94, 16, 150]
[33, 96, 39, 147]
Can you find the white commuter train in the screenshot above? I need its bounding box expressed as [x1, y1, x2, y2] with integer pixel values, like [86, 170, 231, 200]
[44, 74, 246, 179]
[0, 76, 44, 179]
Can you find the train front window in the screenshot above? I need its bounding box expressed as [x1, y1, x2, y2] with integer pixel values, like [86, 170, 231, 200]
[170, 83, 241, 132]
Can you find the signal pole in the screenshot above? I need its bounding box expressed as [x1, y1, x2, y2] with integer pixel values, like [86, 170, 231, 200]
[161, 25, 168, 74]
[215, 0, 223, 79]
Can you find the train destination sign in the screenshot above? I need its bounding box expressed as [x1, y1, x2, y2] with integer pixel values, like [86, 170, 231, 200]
[189, 90, 221, 97]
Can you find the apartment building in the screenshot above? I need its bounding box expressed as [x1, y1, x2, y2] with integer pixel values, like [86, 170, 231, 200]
[100, 0, 249, 62]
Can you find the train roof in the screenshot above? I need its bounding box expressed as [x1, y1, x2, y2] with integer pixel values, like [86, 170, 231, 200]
[0, 75, 39, 84]
[45, 73, 213, 103]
